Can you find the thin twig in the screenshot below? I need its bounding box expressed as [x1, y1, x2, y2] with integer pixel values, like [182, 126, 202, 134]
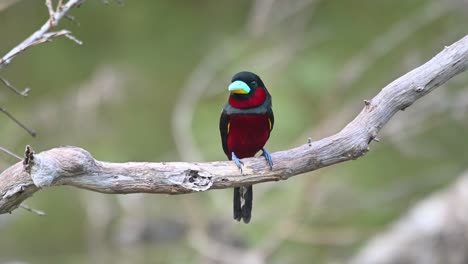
[0, 29, 81, 71]
[0, 0, 83, 69]
[0, 108, 36, 137]
[102, 0, 124, 5]
[45, 0, 56, 27]
[65, 14, 80, 26]
[57, 0, 64, 11]
[30, 30, 75, 46]
[0, 76, 30, 96]
[64, 32, 83, 45]
[19, 204, 46, 216]
[0, 146, 22, 161]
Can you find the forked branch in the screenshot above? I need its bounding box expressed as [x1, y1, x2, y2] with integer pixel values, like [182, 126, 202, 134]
[0, 0, 83, 69]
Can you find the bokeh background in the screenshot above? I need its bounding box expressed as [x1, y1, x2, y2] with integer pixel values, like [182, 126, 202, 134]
[1, 0, 468, 263]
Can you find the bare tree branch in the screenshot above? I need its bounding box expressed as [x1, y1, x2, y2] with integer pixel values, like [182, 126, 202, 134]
[0, 0, 84, 159]
[45, 0, 56, 27]
[0, 107, 36, 137]
[0, 76, 30, 96]
[1, 34, 468, 215]
[19, 203, 46, 216]
[0, 0, 82, 69]
[0, 146, 22, 161]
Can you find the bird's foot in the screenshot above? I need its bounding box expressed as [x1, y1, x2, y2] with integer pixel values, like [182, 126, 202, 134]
[232, 152, 244, 174]
[261, 148, 273, 169]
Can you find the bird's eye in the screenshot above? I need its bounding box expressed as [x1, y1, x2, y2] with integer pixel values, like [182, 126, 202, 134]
[250, 81, 257, 86]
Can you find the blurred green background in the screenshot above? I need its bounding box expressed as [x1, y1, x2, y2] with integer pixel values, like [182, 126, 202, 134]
[1, 0, 468, 263]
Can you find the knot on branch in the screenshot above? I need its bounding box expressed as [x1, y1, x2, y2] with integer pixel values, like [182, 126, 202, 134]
[367, 127, 381, 144]
[343, 142, 370, 160]
[183, 169, 213, 191]
[169, 169, 213, 192]
[23, 145, 35, 173]
[3, 184, 28, 200]
[28, 146, 96, 188]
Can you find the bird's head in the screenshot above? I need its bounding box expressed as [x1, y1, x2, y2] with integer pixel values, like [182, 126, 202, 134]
[228, 71, 264, 97]
[227, 71, 270, 109]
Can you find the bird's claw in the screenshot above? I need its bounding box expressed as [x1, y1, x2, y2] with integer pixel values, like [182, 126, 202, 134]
[232, 152, 244, 174]
[261, 148, 273, 169]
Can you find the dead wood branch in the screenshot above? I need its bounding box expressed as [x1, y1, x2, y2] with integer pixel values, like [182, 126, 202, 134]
[1, 34, 468, 214]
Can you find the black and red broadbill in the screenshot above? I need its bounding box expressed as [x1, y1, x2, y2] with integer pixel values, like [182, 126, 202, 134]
[219, 71, 274, 223]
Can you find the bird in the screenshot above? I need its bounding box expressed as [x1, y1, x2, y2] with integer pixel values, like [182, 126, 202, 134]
[219, 71, 274, 223]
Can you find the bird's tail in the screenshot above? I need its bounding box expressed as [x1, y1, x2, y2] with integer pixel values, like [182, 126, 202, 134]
[233, 185, 253, 223]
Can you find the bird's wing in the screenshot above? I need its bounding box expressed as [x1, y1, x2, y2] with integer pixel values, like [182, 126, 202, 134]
[219, 109, 230, 158]
[268, 107, 274, 132]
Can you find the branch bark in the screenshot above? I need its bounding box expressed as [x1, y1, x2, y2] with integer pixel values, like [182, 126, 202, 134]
[1, 34, 468, 215]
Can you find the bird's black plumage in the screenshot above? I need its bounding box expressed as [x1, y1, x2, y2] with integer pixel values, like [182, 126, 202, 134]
[219, 71, 274, 223]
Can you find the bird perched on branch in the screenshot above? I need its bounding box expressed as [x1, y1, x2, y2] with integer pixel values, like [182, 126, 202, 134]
[219, 71, 274, 223]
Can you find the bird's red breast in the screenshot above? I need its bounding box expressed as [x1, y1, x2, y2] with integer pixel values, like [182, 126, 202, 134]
[226, 113, 271, 159]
